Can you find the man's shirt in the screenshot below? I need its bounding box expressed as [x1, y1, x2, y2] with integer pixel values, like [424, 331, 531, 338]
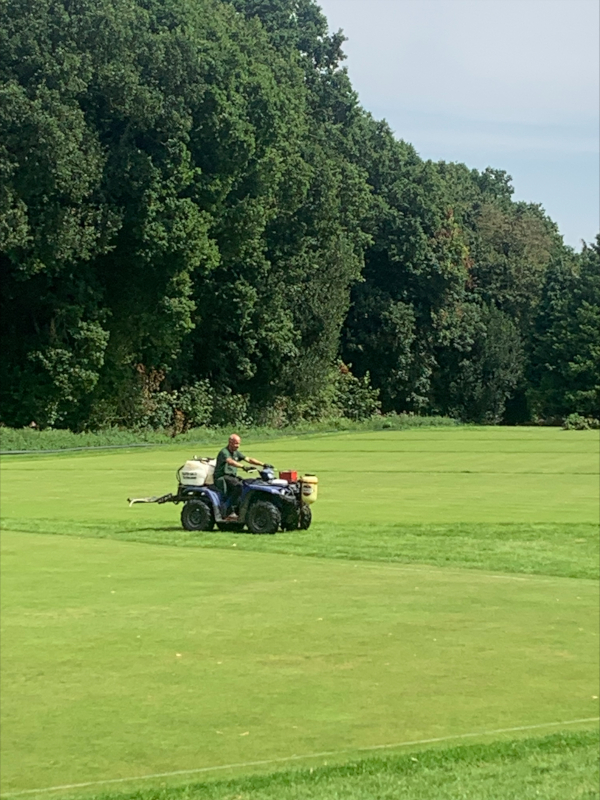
[213, 447, 246, 481]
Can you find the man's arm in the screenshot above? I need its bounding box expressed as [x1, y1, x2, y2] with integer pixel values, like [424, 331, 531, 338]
[225, 457, 247, 469]
[225, 455, 265, 469]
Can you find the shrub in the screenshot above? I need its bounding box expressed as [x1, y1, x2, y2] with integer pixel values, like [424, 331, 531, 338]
[562, 413, 600, 431]
[333, 362, 381, 421]
[209, 389, 252, 428]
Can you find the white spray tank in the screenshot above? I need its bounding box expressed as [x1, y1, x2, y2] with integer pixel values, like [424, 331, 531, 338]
[177, 457, 216, 487]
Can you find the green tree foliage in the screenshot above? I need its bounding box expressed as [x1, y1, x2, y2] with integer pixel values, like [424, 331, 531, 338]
[1, 0, 375, 428]
[0, 0, 586, 429]
[434, 163, 565, 333]
[343, 155, 566, 421]
[1, 0, 223, 425]
[433, 304, 524, 423]
[211, 0, 370, 410]
[342, 119, 476, 414]
[528, 237, 600, 421]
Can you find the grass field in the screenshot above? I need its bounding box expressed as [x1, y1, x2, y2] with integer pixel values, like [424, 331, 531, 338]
[1, 426, 599, 799]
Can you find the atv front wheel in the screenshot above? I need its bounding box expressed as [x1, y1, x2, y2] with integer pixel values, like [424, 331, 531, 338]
[299, 504, 312, 530]
[281, 505, 312, 531]
[247, 500, 281, 534]
[181, 500, 214, 531]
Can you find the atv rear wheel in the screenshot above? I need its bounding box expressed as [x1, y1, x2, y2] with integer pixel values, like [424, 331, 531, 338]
[181, 500, 214, 531]
[247, 500, 281, 534]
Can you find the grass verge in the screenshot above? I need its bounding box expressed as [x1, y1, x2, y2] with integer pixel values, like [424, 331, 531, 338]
[0, 415, 457, 452]
[13, 730, 599, 800]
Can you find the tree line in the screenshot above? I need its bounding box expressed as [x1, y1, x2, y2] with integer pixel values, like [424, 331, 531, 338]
[1, 0, 598, 431]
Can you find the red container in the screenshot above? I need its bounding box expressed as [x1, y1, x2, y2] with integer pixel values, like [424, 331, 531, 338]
[279, 470, 298, 482]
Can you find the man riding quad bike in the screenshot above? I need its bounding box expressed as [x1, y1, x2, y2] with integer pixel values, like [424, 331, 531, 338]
[212, 433, 266, 517]
[127, 434, 317, 535]
[179, 462, 314, 534]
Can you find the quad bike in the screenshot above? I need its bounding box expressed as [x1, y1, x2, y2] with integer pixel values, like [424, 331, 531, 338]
[128, 458, 318, 535]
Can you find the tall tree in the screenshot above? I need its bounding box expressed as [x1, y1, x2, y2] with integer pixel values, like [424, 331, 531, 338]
[342, 117, 472, 412]
[528, 237, 600, 420]
[199, 0, 371, 414]
[432, 303, 525, 423]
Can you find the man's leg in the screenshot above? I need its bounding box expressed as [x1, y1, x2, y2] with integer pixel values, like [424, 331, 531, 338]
[223, 476, 243, 511]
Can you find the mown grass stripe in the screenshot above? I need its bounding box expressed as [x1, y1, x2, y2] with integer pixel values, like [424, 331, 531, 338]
[4, 518, 597, 580]
[3, 718, 598, 798]
[0, 444, 156, 455]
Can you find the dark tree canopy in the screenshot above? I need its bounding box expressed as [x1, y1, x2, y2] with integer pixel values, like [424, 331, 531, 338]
[0, 0, 595, 430]
[527, 237, 600, 421]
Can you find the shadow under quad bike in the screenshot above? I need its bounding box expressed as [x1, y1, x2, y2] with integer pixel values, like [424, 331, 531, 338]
[129, 466, 316, 535]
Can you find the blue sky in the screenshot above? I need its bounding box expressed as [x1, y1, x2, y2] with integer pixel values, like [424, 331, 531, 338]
[317, 0, 599, 250]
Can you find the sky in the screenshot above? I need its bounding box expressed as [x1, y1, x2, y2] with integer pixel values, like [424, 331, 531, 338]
[316, 0, 599, 250]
